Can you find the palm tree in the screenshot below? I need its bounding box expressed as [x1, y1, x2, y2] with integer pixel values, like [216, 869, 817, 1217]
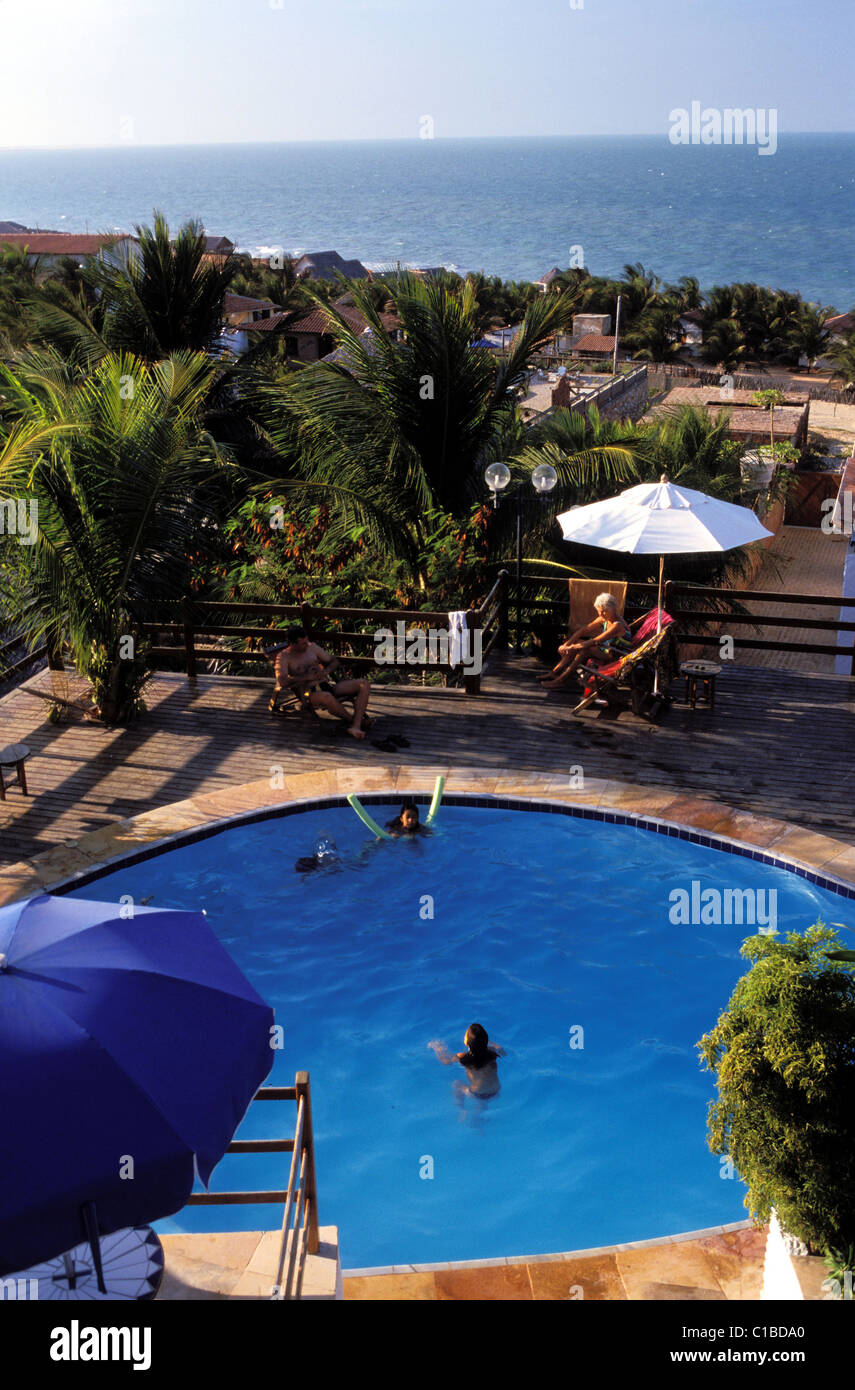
[705, 285, 736, 325]
[788, 304, 833, 372]
[730, 283, 773, 358]
[87, 213, 240, 358]
[666, 275, 703, 314]
[826, 333, 855, 390]
[0, 348, 236, 721]
[254, 274, 639, 591]
[647, 405, 746, 495]
[620, 263, 662, 322]
[624, 305, 683, 362]
[764, 289, 803, 360]
[17, 213, 242, 369]
[0, 243, 44, 350]
[700, 318, 747, 374]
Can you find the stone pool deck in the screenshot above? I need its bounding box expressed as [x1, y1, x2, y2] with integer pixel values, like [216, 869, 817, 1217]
[4, 763, 855, 909]
[343, 1225, 771, 1301]
[3, 656, 855, 871]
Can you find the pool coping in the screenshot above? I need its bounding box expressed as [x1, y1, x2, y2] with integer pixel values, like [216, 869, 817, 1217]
[4, 764, 855, 904]
[340, 1219, 754, 1277]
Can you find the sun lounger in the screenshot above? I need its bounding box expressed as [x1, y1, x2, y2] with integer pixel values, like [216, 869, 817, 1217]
[571, 609, 678, 717]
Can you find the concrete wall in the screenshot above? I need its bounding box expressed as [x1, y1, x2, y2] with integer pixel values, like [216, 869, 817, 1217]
[571, 313, 611, 341]
[564, 364, 649, 422]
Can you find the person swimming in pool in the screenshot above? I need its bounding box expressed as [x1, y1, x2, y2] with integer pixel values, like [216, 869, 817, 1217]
[294, 838, 339, 873]
[385, 801, 431, 837]
[428, 1024, 505, 1099]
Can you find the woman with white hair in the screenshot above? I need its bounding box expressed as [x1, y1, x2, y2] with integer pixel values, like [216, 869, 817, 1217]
[539, 592, 634, 689]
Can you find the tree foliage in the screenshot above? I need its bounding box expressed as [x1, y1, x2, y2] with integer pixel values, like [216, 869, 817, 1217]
[699, 924, 855, 1252]
[0, 348, 236, 721]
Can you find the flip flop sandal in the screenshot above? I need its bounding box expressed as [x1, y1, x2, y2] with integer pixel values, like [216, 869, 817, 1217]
[372, 738, 399, 753]
[388, 734, 411, 748]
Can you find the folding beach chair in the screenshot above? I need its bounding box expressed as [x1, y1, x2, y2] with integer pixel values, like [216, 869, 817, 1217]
[265, 642, 318, 720]
[567, 579, 628, 638]
[571, 609, 678, 718]
[264, 642, 359, 724]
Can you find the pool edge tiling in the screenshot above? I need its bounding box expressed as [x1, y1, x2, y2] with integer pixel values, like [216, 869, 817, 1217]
[3, 765, 855, 906]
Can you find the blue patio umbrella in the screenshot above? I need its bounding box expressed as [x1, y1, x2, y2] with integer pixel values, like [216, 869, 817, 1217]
[0, 894, 274, 1281]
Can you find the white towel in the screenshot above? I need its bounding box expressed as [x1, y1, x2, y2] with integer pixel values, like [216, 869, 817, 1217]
[448, 611, 468, 669]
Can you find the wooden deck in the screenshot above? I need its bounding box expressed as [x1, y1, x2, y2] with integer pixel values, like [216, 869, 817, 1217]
[738, 525, 848, 673]
[1, 651, 854, 869]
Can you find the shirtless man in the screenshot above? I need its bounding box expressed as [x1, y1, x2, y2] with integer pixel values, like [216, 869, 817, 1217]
[274, 626, 371, 740]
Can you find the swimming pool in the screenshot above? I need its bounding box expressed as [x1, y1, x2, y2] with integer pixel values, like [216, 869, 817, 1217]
[67, 798, 854, 1269]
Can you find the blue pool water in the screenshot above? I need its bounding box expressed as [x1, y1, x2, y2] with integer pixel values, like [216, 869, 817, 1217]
[68, 803, 854, 1269]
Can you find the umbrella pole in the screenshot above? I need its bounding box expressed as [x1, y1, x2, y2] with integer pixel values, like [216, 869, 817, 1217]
[82, 1200, 107, 1295]
[654, 555, 665, 695]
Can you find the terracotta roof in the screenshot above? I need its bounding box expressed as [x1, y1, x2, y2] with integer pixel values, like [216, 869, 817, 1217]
[0, 232, 132, 255]
[242, 311, 297, 333]
[678, 309, 705, 325]
[244, 302, 399, 340]
[573, 334, 617, 353]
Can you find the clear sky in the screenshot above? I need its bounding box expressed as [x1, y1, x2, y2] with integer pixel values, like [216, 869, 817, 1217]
[0, 0, 851, 149]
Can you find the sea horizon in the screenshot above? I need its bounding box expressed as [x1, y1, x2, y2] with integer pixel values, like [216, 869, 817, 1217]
[2, 133, 853, 307]
[2, 130, 854, 152]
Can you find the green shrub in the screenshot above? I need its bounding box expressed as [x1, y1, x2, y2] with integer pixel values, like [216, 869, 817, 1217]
[699, 923, 855, 1253]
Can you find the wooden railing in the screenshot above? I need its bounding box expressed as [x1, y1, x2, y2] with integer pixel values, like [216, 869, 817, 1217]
[0, 631, 47, 685]
[185, 1072, 319, 1301]
[513, 575, 855, 674]
[141, 570, 510, 696]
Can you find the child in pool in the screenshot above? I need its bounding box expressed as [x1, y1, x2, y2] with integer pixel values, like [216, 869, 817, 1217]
[428, 1024, 505, 1098]
[294, 838, 339, 872]
[385, 801, 431, 837]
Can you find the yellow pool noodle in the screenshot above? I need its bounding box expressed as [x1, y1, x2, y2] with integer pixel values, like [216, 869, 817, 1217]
[425, 775, 445, 827]
[347, 793, 394, 839]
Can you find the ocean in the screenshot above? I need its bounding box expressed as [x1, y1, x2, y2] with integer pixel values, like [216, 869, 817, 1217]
[1, 133, 853, 308]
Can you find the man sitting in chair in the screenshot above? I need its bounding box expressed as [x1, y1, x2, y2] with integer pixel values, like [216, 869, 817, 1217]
[539, 593, 634, 690]
[275, 627, 371, 739]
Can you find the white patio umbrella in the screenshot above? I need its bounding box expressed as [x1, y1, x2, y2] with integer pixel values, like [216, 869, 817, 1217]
[556, 474, 773, 628]
[555, 474, 774, 692]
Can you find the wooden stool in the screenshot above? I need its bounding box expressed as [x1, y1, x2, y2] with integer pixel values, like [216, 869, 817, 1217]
[681, 661, 721, 710]
[0, 743, 31, 800]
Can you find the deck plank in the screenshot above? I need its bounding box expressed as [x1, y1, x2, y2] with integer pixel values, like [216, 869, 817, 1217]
[1, 653, 853, 867]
